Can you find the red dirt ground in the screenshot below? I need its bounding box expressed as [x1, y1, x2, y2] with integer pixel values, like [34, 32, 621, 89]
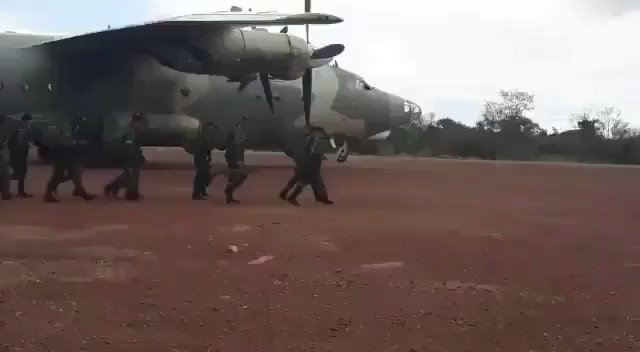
[1, 150, 640, 351]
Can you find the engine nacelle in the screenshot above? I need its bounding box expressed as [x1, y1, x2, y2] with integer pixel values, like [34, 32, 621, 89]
[206, 29, 310, 80]
[144, 29, 311, 81]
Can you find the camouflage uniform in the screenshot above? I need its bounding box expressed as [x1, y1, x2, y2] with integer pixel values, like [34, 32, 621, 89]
[9, 114, 35, 197]
[44, 117, 96, 202]
[285, 128, 333, 206]
[0, 114, 11, 200]
[223, 121, 248, 204]
[192, 123, 216, 200]
[104, 113, 145, 201]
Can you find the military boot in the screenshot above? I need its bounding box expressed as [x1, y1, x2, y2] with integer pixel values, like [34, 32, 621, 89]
[224, 184, 239, 204]
[15, 178, 30, 197]
[44, 191, 58, 203]
[124, 191, 142, 201]
[73, 188, 96, 201]
[287, 185, 303, 206]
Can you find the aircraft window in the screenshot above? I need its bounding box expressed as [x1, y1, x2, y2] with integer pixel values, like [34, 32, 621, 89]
[404, 101, 411, 113]
[356, 80, 373, 91]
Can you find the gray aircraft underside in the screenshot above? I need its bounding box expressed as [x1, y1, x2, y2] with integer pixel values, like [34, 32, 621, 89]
[0, 11, 422, 159]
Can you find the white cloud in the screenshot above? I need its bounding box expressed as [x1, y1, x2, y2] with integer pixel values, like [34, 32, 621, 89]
[0, 13, 22, 30]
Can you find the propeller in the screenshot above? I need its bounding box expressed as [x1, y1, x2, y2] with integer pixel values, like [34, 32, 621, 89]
[280, 26, 288, 34]
[227, 73, 274, 113]
[259, 72, 275, 113]
[303, 0, 312, 126]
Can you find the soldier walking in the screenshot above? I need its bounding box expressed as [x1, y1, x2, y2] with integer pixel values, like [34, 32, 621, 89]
[0, 113, 12, 200]
[104, 112, 145, 201]
[9, 114, 34, 198]
[192, 122, 216, 200]
[283, 125, 334, 206]
[223, 117, 248, 204]
[44, 116, 97, 203]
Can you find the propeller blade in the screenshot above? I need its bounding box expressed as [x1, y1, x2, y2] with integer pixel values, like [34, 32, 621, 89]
[305, 0, 310, 43]
[237, 80, 251, 92]
[280, 26, 288, 33]
[259, 72, 275, 113]
[310, 44, 345, 60]
[302, 68, 312, 126]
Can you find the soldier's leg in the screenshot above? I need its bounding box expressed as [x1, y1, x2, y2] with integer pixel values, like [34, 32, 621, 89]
[104, 168, 129, 198]
[11, 153, 30, 197]
[17, 156, 30, 197]
[192, 162, 207, 200]
[224, 166, 248, 204]
[0, 160, 11, 200]
[44, 162, 66, 202]
[287, 181, 306, 206]
[203, 164, 212, 196]
[311, 172, 333, 205]
[124, 166, 141, 201]
[70, 163, 96, 201]
[224, 170, 239, 204]
[279, 173, 298, 200]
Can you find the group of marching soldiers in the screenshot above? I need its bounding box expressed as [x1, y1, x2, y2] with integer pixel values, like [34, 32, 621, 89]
[0, 111, 334, 206]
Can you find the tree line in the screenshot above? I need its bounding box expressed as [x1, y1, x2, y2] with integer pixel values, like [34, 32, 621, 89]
[385, 90, 640, 164]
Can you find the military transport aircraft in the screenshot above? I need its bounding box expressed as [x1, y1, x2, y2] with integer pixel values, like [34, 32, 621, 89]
[0, 3, 422, 164]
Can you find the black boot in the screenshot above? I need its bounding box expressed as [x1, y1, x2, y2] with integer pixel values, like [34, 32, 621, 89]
[124, 191, 142, 201]
[315, 191, 334, 205]
[17, 180, 32, 198]
[104, 184, 117, 198]
[192, 192, 207, 200]
[224, 184, 239, 204]
[287, 185, 303, 206]
[73, 188, 96, 201]
[1, 193, 12, 201]
[279, 188, 289, 200]
[44, 191, 58, 203]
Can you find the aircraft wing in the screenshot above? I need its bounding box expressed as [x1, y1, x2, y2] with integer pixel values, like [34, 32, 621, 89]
[26, 12, 343, 50]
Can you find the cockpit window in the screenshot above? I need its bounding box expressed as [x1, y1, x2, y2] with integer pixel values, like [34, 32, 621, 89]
[356, 79, 373, 91]
[404, 101, 421, 114]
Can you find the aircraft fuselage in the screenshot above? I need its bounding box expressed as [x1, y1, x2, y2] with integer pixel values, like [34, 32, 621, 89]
[0, 31, 415, 157]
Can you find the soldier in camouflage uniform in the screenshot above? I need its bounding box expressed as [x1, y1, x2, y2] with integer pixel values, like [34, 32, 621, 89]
[104, 112, 145, 201]
[279, 127, 332, 204]
[0, 113, 12, 200]
[284, 125, 334, 206]
[192, 122, 217, 200]
[9, 114, 34, 198]
[44, 116, 97, 203]
[223, 117, 248, 204]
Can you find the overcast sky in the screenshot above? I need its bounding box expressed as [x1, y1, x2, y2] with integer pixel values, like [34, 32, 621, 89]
[2, 0, 640, 130]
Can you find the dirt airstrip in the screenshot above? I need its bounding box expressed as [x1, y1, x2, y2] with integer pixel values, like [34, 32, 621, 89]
[1, 150, 639, 351]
